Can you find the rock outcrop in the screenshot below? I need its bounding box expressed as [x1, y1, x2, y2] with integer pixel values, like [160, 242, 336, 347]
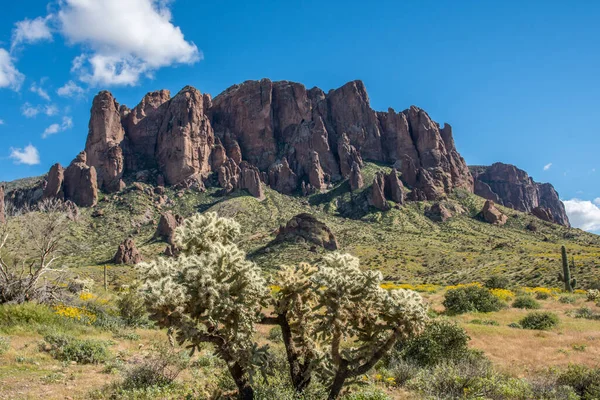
[43, 164, 64, 200]
[370, 172, 390, 211]
[275, 213, 338, 250]
[349, 162, 364, 191]
[479, 200, 508, 226]
[113, 238, 142, 265]
[0, 186, 5, 223]
[385, 168, 405, 204]
[62, 152, 99, 207]
[531, 206, 554, 223]
[470, 163, 569, 226]
[154, 211, 184, 245]
[369, 170, 407, 210]
[425, 202, 453, 222]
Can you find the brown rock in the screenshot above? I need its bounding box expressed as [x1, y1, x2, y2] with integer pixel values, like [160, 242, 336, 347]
[239, 161, 265, 199]
[370, 171, 390, 211]
[425, 202, 452, 222]
[471, 163, 569, 226]
[156, 86, 214, 185]
[268, 158, 298, 195]
[385, 168, 405, 204]
[337, 133, 363, 178]
[217, 158, 241, 194]
[479, 200, 508, 226]
[307, 151, 326, 191]
[63, 152, 98, 207]
[0, 185, 5, 224]
[154, 211, 183, 245]
[275, 213, 338, 250]
[113, 238, 142, 265]
[531, 206, 554, 223]
[349, 162, 364, 191]
[43, 163, 64, 200]
[210, 138, 227, 170]
[86, 91, 126, 192]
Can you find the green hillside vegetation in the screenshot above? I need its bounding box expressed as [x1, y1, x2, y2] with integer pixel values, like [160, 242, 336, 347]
[3, 162, 599, 290]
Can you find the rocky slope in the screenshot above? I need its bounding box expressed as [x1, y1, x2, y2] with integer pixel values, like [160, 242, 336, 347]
[470, 163, 570, 226]
[1, 79, 570, 228]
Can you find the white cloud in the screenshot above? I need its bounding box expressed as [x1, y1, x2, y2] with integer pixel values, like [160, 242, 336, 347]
[21, 103, 59, 118]
[0, 48, 25, 91]
[57, 80, 85, 97]
[564, 199, 600, 232]
[30, 81, 51, 101]
[9, 144, 40, 165]
[11, 16, 53, 50]
[594, 198, 600, 206]
[543, 163, 552, 171]
[57, 0, 200, 86]
[42, 116, 73, 138]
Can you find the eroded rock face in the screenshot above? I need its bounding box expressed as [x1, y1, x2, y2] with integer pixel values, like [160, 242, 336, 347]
[471, 163, 569, 226]
[268, 158, 298, 195]
[239, 161, 264, 199]
[275, 213, 338, 250]
[385, 169, 405, 204]
[370, 172, 390, 211]
[426, 202, 452, 222]
[43, 163, 64, 200]
[479, 200, 508, 226]
[155, 211, 184, 245]
[86, 91, 126, 192]
[0, 186, 5, 224]
[113, 238, 142, 265]
[531, 206, 554, 223]
[349, 162, 364, 191]
[63, 152, 98, 207]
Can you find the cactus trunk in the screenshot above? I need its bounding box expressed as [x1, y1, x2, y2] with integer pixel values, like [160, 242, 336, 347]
[560, 246, 574, 292]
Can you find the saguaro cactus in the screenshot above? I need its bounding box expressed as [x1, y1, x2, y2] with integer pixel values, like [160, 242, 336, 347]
[558, 245, 576, 292]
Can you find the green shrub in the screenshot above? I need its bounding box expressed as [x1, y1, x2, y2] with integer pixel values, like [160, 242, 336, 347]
[0, 303, 62, 328]
[443, 286, 505, 315]
[485, 275, 510, 289]
[342, 388, 390, 400]
[559, 295, 576, 304]
[119, 345, 189, 391]
[0, 336, 10, 354]
[400, 319, 470, 367]
[117, 290, 149, 327]
[43, 333, 110, 364]
[535, 292, 551, 300]
[572, 306, 600, 320]
[386, 358, 420, 386]
[556, 364, 600, 399]
[512, 295, 541, 310]
[520, 312, 559, 330]
[470, 319, 500, 326]
[586, 289, 599, 302]
[508, 322, 522, 329]
[267, 326, 283, 343]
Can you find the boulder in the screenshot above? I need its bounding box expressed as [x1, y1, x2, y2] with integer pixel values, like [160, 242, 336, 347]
[425, 202, 452, 222]
[239, 161, 265, 199]
[43, 163, 64, 200]
[113, 238, 142, 265]
[154, 211, 183, 245]
[275, 213, 338, 250]
[370, 171, 390, 211]
[349, 162, 364, 191]
[531, 206, 554, 223]
[63, 152, 98, 207]
[479, 200, 508, 226]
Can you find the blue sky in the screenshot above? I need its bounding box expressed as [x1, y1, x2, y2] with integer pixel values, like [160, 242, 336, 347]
[1, 0, 599, 231]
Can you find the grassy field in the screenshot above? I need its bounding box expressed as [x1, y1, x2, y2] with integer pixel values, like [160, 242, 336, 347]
[1, 285, 598, 399]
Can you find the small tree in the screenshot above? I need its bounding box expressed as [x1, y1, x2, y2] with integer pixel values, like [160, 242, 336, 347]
[0, 199, 70, 304]
[137, 212, 269, 400]
[266, 254, 429, 399]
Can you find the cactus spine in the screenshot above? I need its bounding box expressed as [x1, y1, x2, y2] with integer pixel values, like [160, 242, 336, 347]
[558, 245, 576, 292]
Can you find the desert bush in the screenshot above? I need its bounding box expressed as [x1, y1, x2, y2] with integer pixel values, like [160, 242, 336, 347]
[67, 277, 95, 294]
[586, 289, 600, 302]
[120, 345, 189, 391]
[520, 312, 559, 330]
[572, 306, 600, 320]
[385, 358, 420, 386]
[512, 295, 541, 309]
[559, 295, 577, 304]
[0, 302, 62, 327]
[43, 333, 110, 364]
[535, 291, 551, 300]
[267, 326, 283, 343]
[556, 364, 600, 399]
[117, 289, 148, 327]
[342, 388, 390, 400]
[399, 319, 470, 367]
[443, 285, 505, 315]
[485, 275, 510, 289]
[508, 322, 522, 329]
[470, 319, 500, 326]
[0, 335, 9, 354]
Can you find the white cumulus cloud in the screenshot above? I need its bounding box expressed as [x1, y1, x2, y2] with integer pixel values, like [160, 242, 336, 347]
[594, 198, 600, 206]
[30, 80, 51, 101]
[564, 198, 600, 232]
[42, 116, 73, 138]
[0, 48, 25, 91]
[57, 80, 85, 97]
[9, 144, 40, 165]
[57, 0, 200, 86]
[11, 16, 53, 50]
[543, 163, 552, 171]
[22, 103, 59, 118]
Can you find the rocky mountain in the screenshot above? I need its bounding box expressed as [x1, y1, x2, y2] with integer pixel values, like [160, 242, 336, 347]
[470, 163, 570, 226]
[1, 78, 570, 228]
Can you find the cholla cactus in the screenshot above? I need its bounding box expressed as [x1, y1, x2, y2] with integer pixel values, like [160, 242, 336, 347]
[267, 253, 428, 399]
[137, 212, 268, 400]
[587, 289, 600, 302]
